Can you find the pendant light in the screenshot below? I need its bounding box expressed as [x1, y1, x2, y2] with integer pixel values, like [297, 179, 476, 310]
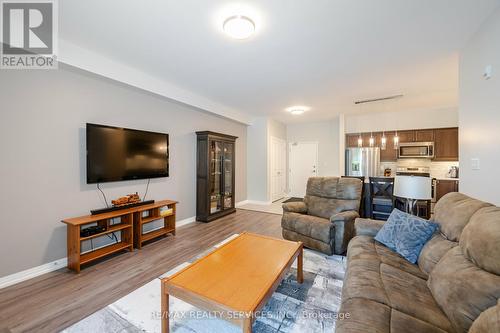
[381, 132, 387, 150]
[369, 132, 375, 147]
[394, 131, 400, 149]
[357, 134, 363, 147]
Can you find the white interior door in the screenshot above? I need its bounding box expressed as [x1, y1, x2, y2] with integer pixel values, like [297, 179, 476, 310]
[270, 137, 286, 201]
[289, 142, 318, 197]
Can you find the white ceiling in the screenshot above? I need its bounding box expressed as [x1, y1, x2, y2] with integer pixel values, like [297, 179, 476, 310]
[59, 0, 500, 124]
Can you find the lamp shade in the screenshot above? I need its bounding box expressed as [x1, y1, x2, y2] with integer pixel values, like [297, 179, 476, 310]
[394, 175, 432, 200]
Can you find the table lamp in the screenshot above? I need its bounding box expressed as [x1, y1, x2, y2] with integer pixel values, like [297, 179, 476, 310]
[394, 175, 432, 215]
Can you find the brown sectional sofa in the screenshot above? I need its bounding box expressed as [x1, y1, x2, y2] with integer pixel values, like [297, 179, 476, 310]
[281, 177, 363, 255]
[337, 192, 500, 333]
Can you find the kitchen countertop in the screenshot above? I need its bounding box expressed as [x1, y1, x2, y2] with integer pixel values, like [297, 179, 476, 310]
[434, 177, 460, 181]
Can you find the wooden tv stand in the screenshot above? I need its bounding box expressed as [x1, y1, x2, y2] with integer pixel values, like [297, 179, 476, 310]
[62, 200, 177, 273]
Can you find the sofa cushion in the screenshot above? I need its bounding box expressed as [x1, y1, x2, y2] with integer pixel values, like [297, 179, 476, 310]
[375, 242, 428, 280]
[428, 246, 500, 333]
[418, 233, 457, 276]
[304, 177, 361, 219]
[306, 176, 362, 200]
[460, 206, 500, 275]
[348, 236, 428, 279]
[341, 236, 452, 332]
[433, 192, 492, 241]
[337, 298, 391, 333]
[380, 264, 453, 332]
[390, 310, 450, 333]
[469, 299, 500, 333]
[281, 212, 332, 243]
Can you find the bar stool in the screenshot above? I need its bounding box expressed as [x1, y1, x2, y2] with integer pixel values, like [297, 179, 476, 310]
[369, 177, 394, 221]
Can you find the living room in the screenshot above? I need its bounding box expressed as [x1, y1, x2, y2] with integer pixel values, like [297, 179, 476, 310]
[1, 1, 499, 333]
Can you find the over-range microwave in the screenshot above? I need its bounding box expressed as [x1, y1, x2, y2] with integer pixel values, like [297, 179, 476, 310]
[398, 142, 434, 158]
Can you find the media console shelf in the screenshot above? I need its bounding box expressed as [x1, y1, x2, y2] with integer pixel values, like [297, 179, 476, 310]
[62, 199, 177, 273]
[134, 200, 177, 249]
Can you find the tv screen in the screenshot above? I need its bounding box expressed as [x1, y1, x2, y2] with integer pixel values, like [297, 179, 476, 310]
[86, 123, 169, 184]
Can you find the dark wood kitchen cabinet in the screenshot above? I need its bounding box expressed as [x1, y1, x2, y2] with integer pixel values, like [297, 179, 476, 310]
[436, 179, 459, 202]
[196, 131, 237, 222]
[346, 134, 360, 148]
[415, 129, 435, 142]
[434, 128, 459, 161]
[346, 127, 459, 161]
[397, 130, 416, 143]
[380, 132, 398, 162]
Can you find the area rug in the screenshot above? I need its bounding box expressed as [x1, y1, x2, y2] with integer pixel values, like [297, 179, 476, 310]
[62, 234, 346, 333]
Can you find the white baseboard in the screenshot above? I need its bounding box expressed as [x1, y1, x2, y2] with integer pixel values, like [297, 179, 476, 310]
[235, 200, 249, 207]
[241, 200, 273, 206]
[176, 215, 196, 227]
[0, 257, 68, 290]
[0, 216, 198, 290]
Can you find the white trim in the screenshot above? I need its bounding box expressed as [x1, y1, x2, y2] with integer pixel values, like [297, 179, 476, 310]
[241, 200, 273, 205]
[235, 200, 249, 207]
[0, 257, 67, 289]
[270, 136, 287, 202]
[176, 215, 196, 227]
[0, 215, 198, 290]
[58, 39, 254, 125]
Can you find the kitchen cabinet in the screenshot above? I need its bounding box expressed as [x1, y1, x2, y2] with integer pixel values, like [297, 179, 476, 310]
[436, 179, 459, 202]
[397, 130, 415, 143]
[415, 129, 435, 142]
[434, 128, 459, 161]
[380, 132, 398, 162]
[361, 133, 381, 147]
[346, 134, 360, 148]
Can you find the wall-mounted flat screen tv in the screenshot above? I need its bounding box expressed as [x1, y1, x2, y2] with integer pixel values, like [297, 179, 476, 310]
[86, 123, 169, 184]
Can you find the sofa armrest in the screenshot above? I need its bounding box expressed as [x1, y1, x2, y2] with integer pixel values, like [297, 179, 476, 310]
[282, 201, 308, 214]
[330, 210, 359, 224]
[354, 218, 385, 237]
[330, 210, 359, 254]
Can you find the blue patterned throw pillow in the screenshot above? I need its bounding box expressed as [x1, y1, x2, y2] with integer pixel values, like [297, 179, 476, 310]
[395, 214, 438, 263]
[374, 209, 407, 251]
[375, 209, 438, 263]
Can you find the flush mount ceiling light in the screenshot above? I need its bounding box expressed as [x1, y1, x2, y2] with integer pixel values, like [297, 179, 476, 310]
[286, 106, 310, 116]
[223, 15, 255, 39]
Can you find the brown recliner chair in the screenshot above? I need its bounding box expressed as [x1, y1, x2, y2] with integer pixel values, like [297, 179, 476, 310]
[281, 177, 363, 255]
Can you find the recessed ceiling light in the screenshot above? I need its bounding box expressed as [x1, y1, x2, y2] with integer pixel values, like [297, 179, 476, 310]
[286, 106, 310, 115]
[223, 15, 255, 39]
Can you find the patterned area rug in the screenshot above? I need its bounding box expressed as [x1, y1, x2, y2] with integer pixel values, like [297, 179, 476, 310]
[62, 235, 346, 333]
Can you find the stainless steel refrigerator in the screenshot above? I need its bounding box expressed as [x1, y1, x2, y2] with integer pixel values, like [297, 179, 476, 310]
[345, 147, 381, 178]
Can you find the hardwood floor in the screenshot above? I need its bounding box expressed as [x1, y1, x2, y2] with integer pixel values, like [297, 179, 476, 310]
[0, 209, 282, 333]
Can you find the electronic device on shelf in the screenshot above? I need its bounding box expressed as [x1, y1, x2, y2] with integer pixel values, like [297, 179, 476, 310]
[86, 123, 169, 184]
[80, 225, 107, 237]
[90, 199, 155, 215]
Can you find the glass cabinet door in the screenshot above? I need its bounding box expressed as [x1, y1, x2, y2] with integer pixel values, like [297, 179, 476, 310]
[223, 142, 234, 209]
[209, 140, 223, 214]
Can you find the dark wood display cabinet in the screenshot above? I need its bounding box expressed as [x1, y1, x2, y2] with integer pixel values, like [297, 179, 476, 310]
[196, 131, 237, 222]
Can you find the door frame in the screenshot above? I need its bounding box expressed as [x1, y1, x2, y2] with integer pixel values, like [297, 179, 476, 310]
[288, 141, 319, 197]
[270, 136, 287, 202]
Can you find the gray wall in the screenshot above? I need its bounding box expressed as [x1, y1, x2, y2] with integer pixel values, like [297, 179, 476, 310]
[246, 117, 269, 202]
[459, 8, 500, 205]
[0, 65, 247, 277]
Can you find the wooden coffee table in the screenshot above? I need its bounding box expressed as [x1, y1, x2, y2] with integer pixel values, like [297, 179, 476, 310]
[161, 232, 303, 332]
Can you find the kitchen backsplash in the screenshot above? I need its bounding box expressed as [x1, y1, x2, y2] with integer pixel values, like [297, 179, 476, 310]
[380, 159, 459, 179]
